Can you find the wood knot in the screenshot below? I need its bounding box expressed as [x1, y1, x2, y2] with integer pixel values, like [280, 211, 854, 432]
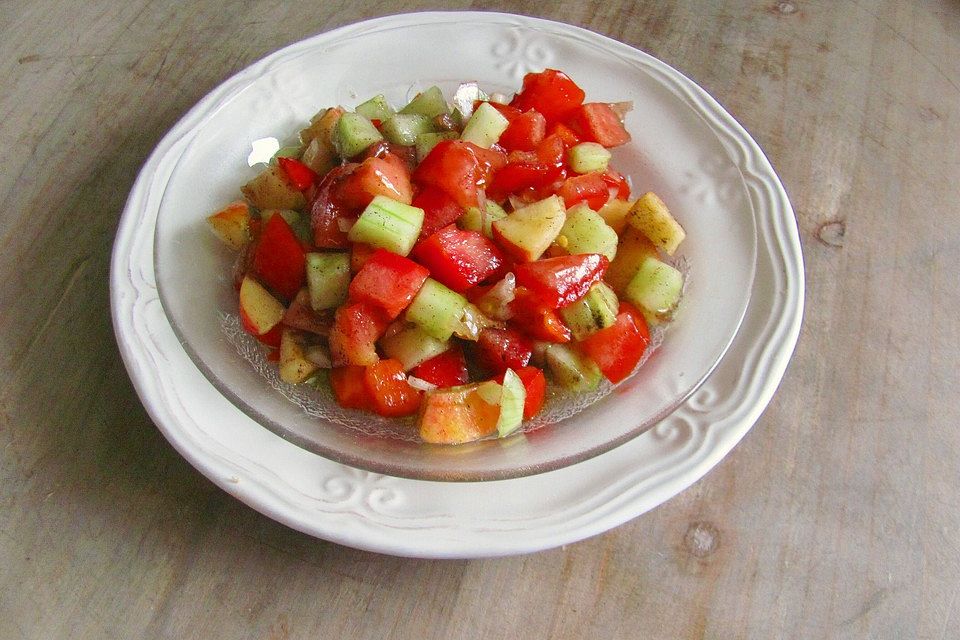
[775, 1, 798, 14]
[817, 220, 846, 247]
[683, 521, 720, 558]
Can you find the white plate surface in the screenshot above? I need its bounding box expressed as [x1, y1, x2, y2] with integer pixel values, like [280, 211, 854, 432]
[111, 12, 803, 557]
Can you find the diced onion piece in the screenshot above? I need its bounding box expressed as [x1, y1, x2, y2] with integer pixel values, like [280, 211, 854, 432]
[406, 376, 438, 391]
[305, 345, 332, 368]
[609, 101, 634, 123]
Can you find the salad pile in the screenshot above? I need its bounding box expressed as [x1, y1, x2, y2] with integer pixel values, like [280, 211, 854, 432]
[207, 69, 686, 444]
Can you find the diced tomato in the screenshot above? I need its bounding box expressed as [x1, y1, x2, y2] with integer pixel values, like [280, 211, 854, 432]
[309, 163, 358, 248]
[578, 303, 651, 383]
[266, 348, 280, 362]
[514, 253, 609, 308]
[330, 365, 373, 409]
[276, 156, 318, 191]
[510, 69, 586, 125]
[413, 186, 464, 239]
[495, 366, 547, 419]
[412, 225, 505, 293]
[364, 358, 422, 417]
[328, 301, 389, 366]
[488, 162, 558, 200]
[556, 172, 611, 210]
[348, 249, 429, 319]
[475, 327, 533, 374]
[602, 169, 631, 200]
[252, 214, 306, 300]
[337, 154, 413, 210]
[619, 301, 652, 344]
[350, 242, 376, 273]
[413, 140, 481, 208]
[534, 133, 566, 168]
[476, 101, 522, 121]
[567, 103, 631, 148]
[498, 110, 547, 152]
[464, 142, 508, 187]
[509, 287, 572, 343]
[410, 344, 469, 388]
[360, 141, 417, 170]
[548, 122, 582, 148]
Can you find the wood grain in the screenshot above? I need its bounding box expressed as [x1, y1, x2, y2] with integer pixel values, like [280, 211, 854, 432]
[1, 1, 958, 638]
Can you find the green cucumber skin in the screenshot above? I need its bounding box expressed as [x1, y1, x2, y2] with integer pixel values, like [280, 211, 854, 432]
[496, 369, 526, 437]
[560, 281, 620, 341]
[406, 278, 468, 341]
[305, 252, 350, 311]
[545, 344, 602, 392]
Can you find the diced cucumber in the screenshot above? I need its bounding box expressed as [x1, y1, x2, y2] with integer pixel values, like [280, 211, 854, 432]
[496, 369, 526, 437]
[382, 114, 435, 146]
[624, 255, 683, 322]
[406, 278, 468, 341]
[399, 86, 450, 118]
[559, 204, 619, 261]
[545, 344, 602, 392]
[271, 145, 303, 162]
[380, 325, 449, 370]
[460, 102, 510, 148]
[347, 195, 424, 256]
[334, 112, 383, 159]
[458, 200, 507, 239]
[568, 142, 612, 173]
[416, 131, 459, 162]
[305, 252, 350, 311]
[476, 380, 502, 405]
[560, 282, 620, 341]
[355, 94, 394, 122]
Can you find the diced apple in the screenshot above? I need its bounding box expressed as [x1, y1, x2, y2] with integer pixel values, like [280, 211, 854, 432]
[560, 204, 619, 261]
[300, 106, 345, 147]
[283, 289, 332, 336]
[627, 192, 685, 255]
[418, 384, 500, 444]
[596, 198, 634, 234]
[604, 226, 659, 295]
[207, 201, 251, 250]
[278, 328, 320, 384]
[238, 275, 285, 335]
[491, 195, 566, 262]
[241, 164, 306, 211]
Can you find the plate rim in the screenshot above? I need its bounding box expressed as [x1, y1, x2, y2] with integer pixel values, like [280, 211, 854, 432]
[110, 11, 804, 558]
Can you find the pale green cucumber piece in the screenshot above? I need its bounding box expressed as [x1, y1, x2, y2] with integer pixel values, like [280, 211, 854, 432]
[271, 145, 303, 162]
[382, 114, 435, 146]
[624, 255, 683, 320]
[399, 86, 450, 118]
[568, 142, 612, 173]
[355, 94, 394, 122]
[545, 344, 602, 392]
[334, 112, 383, 158]
[458, 200, 507, 238]
[347, 195, 424, 256]
[405, 278, 468, 341]
[416, 131, 459, 162]
[560, 281, 620, 341]
[460, 102, 510, 148]
[380, 326, 449, 370]
[560, 204, 619, 261]
[476, 380, 502, 405]
[305, 252, 350, 311]
[496, 369, 526, 437]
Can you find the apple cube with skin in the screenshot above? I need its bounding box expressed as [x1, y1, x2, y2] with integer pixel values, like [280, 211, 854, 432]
[627, 192, 685, 256]
[491, 195, 566, 262]
[207, 201, 252, 250]
[278, 328, 320, 384]
[596, 198, 634, 235]
[238, 275, 285, 335]
[241, 164, 306, 211]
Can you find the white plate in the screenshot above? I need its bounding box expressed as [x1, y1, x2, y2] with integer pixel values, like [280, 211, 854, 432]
[111, 13, 803, 557]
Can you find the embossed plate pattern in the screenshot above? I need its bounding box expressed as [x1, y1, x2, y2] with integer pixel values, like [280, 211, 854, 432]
[111, 13, 802, 557]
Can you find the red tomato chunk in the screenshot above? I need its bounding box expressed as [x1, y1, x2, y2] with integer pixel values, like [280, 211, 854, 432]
[412, 225, 505, 293]
[348, 249, 429, 319]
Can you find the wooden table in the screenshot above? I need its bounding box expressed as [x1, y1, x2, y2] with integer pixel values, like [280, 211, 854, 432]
[2, 1, 957, 637]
